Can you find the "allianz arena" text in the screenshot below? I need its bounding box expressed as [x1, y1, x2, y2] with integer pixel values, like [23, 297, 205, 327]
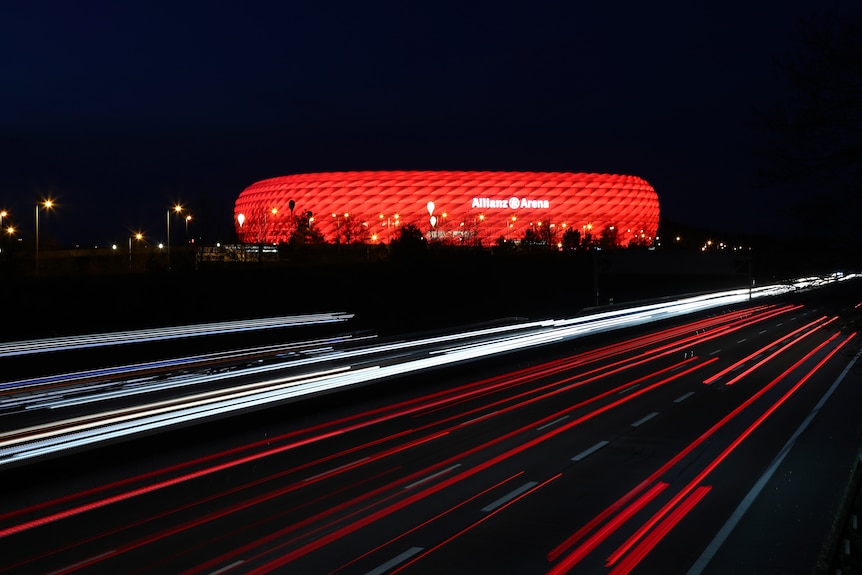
[471, 197, 550, 209]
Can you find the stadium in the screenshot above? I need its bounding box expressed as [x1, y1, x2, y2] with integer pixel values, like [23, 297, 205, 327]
[234, 171, 659, 247]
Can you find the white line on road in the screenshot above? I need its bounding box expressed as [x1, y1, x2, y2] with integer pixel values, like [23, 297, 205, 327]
[572, 440, 610, 462]
[687, 347, 862, 575]
[674, 391, 695, 403]
[209, 561, 244, 575]
[737, 339, 747, 344]
[47, 551, 116, 575]
[460, 411, 498, 426]
[709, 349, 721, 355]
[618, 384, 640, 395]
[631, 412, 659, 427]
[366, 547, 424, 575]
[482, 481, 539, 512]
[304, 457, 370, 482]
[537, 415, 569, 431]
[759, 330, 767, 335]
[404, 464, 461, 490]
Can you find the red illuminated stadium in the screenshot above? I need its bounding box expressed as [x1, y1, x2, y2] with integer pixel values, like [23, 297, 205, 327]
[234, 171, 659, 246]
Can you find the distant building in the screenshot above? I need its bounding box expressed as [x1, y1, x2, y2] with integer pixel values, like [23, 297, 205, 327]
[234, 171, 660, 246]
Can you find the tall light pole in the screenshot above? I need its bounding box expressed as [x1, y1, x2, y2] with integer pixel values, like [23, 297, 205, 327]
[35, 199, 53, 274]
[263, 207, 277, 244]
[167, 203, 182, 268]
[129, 232, 143, 271]
[0, 210, 6, 254]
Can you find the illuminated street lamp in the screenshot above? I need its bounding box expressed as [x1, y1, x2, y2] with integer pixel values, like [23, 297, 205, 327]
[378, 213, 399, 244]
[129, 232, 143, 271]
[0, 211, 7, 254]
[185, 214, 192, 241]
[166, 203, 182, 268]
[263, 207, 277, 243]
[35, 199, 54, 274]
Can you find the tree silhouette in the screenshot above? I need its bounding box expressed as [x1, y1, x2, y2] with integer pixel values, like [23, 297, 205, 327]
[599, 225, 619, 250]
[289, 212, 325, 245]
[561, 227, 580, 251]
[391, 223, 427, 262]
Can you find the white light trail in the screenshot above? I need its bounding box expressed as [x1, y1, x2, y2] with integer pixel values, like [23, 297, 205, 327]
[0, 312, 354, 358]
[0, 273, 856, 467]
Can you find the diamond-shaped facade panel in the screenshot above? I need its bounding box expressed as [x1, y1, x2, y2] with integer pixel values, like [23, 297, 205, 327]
[234, 171, 659, 246]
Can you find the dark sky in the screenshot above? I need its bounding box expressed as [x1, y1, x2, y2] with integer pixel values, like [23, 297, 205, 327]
[0, 1, 855, 247]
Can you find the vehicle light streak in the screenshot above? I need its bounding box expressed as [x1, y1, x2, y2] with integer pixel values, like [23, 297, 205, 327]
[0, 334, 369, 394]
[0, 275, 856, 572]
[702, 315, 834, 384]
[391, 474, 563, 574]
[548, 328, 852, 571]
[0, 313, 355, 358]
[548, 482, 669, 568]
[608, 485, 712, 575]
[603, 331, 854, 570]
[327, 471, 526, 575]
[36, 358, 711, 571]
[428, 356, 702, 432]
[2, 301, 780, 466]
[0, 331, 708, 528]
[231, 360, 719, 574]
[42, 355, 717, 573]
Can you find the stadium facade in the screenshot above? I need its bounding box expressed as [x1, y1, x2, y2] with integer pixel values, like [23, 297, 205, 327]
[234, 171, 659, 246]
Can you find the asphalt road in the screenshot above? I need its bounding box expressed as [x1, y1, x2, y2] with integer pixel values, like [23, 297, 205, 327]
[1, 280, 861, 574]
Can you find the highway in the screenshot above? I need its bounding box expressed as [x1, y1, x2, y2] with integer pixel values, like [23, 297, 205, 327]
[1, 275, 861, 574]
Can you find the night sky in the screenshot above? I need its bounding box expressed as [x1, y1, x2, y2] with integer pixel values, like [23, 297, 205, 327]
[0, 1, 855, 247]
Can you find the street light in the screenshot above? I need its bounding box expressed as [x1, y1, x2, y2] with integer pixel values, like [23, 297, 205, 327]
[378, 214, 401, 244]
[263, 207, 277, 244]
[166, 203, 182, 268]
[129, 232, 143, 271]
[35, 199, 54, 274]
[185, 214, 192, 241]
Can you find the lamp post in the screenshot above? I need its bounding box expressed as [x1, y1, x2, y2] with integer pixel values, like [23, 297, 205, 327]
[129, 232, 143, 271]
[263, 207, 277, 244]
[378, 213, 399, 245]
[35, 199, 53, 274]
[332, 212, 341, 244]
[185, 214, 192, 241]
[166, 204, 182, 268]
[0, 211, 6, 255]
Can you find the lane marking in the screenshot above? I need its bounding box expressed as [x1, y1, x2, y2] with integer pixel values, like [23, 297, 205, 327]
[618, 384, 641, 395]
[759, 330, 767, 335]
[209, 561, 244, 575]
[572, 440, 610, 462]
[674, 391, 695, 403]
[460, 411, 498, 426]
[631, 412, 659, 427]
[537, 415, 570, 431]
[688, 346, 862, 574]
[304, 457, 370, 482]
[482, 481, 539, 512]
[47, 551, 116, 575]
[366, 547, 424, 575]
[737, 339, 747, 344]
[709, 349, 721, 355]
[404, 464, 461, 490]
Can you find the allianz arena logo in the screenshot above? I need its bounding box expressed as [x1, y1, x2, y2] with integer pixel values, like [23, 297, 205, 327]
[470, 196, 550, 209]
